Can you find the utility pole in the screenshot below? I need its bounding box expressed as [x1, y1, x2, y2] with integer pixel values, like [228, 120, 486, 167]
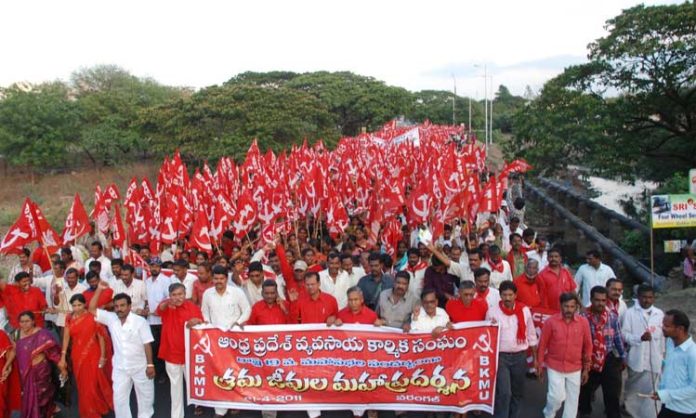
[452, 74, 456, 125]
[468, 97, 472, 134]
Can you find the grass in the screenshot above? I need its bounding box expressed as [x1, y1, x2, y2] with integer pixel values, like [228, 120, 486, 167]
[0, 162, 160, 231]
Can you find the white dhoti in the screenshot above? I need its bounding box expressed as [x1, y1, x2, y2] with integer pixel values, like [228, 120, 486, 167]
[542, 368, 581, 418]
[113, 367, 155, 418]
[624, 369, 660, 418]
[166, 362, 186, 418]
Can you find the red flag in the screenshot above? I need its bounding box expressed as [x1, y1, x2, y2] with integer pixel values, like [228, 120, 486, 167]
[62, 193, 90, 244]
[102, 184, 121, 207]
[232, 189, 257, 238]
[190, 207, 213, 255]
[124, 178, 138, 205]
[92, 186, 110, 234]
[30, 201, 63, 255]
[0, 199, 38, 255]
[326, 195, 349, 240]
[381, 218, 403, 260]
[111, 204, 126, 248]
[406, 181, 433, 227]
[479, 175, 500, 214]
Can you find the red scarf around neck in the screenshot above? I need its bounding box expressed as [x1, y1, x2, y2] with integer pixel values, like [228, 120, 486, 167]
[499, 301, 527, 344]
[488, 257, 504, 273]
[407, 261, 428, 273]
[590, 309, 609, 372]
[476, 288, 490, 300]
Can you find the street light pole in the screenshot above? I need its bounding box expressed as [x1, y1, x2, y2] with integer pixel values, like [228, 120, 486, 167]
[452, 74, 456, 125]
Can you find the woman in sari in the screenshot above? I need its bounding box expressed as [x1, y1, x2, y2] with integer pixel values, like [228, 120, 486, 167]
[0, 329, 20, 418]
[58, 294, 113, 418]
[15, 311, 61, 418]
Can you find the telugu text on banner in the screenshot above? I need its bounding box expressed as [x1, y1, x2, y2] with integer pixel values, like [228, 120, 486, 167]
[185, 322, 499, 413]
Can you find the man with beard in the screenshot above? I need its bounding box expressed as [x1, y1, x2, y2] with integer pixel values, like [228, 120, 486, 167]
[474, 268, 501, 309]
[579, 286, 626, 418]
[144, 257, 171, 383]
[400, 248, 427, 296]
[653, 310, 696, 417]
[486, 280, 537, 418]
[375, 271, 419, 329]
[358, 253, 394, 311]
[622, 285, 664, 418]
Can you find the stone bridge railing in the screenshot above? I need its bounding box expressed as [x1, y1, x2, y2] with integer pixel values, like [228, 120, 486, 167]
[526, 180, 664, 289]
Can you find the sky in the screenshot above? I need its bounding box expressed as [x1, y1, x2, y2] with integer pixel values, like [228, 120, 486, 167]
[0, 0, 682, 97]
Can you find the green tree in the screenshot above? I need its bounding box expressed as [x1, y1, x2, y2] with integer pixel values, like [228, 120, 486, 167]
[285, 71, 412, 136]
[512, 3, 696, 181]
[139, 83, 339, 162]
[0, 82, 81, 173]
[507, 77, 612, 174]
[72, 65, 185, 166]
[406, 90, 484, 128]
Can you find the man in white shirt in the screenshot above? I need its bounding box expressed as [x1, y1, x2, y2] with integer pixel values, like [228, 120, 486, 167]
[622, 285, 665, 418]
[340, 254, 366, 287]
[51, 267, 86, 330]
[84, 241, 113, 282]
[400, 248, 428, 297]
[526, 237, 549, 270]
[487, 245, 513, 289]
[201, 265, 251, 417]
[486, 280, 538, 418]
[606, 279, 628, 321]
[320, 253, 352, 309]
[407, 289, 451, 336]
[172, 259, 197, 299]
[242, 262, 265, 306]
[575, 250, 616, 307]
[144, 258, 171, 381]
[89, 280, 155, 418]
[112, 264, 148, 313]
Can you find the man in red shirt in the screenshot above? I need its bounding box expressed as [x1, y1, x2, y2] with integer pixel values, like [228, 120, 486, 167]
[330, 286, 378, 326]
[537, 292, 592, 418]
[157, 282, 203, 418]
[513, 259, 542, 308]
[289, 272, 338, 324]
[445, 281, 488, 322]
[0, 271, 48, 329]
[537, 247, 577, 311]
[246, 280, 290, 325]
[191, 263, 214, 306]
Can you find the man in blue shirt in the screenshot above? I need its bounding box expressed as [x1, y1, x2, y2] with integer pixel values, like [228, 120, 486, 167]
[654, 309, 696, 417]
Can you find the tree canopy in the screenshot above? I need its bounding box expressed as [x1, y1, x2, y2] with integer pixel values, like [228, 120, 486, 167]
[509, 2, 696, 181]
[0, 66, 524, 170]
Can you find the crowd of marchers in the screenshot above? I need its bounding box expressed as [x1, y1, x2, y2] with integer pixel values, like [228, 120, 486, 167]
[0, 194, 694, 418]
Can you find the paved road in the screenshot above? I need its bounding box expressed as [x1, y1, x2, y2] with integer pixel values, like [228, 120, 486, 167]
[55, 373, 611, 418]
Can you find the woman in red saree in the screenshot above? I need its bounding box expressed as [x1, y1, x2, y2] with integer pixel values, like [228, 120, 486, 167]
[0, 330, 20, 418]
[58, 294, 113, 418]
[15, 311, 61, 418]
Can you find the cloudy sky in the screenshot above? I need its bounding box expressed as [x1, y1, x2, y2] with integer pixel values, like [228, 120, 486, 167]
[0, 0, 681, 97]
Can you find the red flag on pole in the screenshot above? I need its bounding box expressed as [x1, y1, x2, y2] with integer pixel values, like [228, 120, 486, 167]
[190, 207, 213, 255]
[62, 193, 90, 244]
[111, 204, 126, 248]
[30, 201, 63, 255]
[0, 198, 39, 255]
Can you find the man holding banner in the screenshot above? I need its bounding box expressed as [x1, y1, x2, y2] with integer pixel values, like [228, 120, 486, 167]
[487, 280, 537, 418]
